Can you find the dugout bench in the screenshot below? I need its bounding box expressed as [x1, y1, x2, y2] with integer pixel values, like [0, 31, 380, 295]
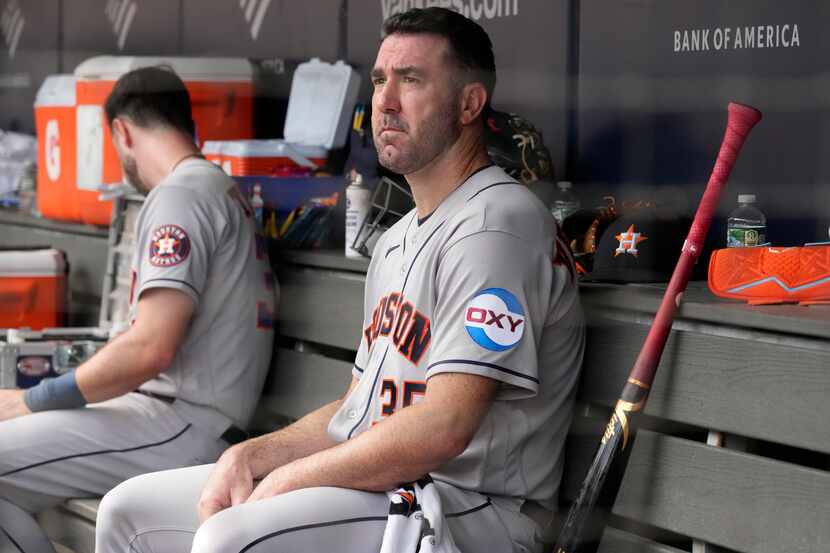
[1, 211, 828, 553]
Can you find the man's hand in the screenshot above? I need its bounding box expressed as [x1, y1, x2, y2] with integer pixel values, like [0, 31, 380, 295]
[197, 445, 256, 525]
[245, 463, 302, 504]
[0, 389, 31, 422]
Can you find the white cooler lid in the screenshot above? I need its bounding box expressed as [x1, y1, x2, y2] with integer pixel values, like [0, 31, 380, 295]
[0, 249, 66, 277]
[221, 140, 325, 168]
[201, 141, 225, 155]
[284, 58, 361, 150]
[34, 75, 77, 107]
[74, 56, 253, 82]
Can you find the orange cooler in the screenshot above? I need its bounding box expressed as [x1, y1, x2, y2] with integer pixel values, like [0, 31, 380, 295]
[0, 249, 67, 330]
[34, 75, 80, 223]
[202, 141, 226, 171]
[208, 139, 326, 176]
[199, 58, 360, 178]
[73, 56, 255, 226]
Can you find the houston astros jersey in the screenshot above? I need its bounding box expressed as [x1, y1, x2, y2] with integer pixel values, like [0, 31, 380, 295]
[328, 165, 585, 507]
[130, 158, 277, 429]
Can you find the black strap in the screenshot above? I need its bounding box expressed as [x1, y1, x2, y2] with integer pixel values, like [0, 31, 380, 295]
[134, 389, 175, 403]
[220, 425, 249, 445]
[134, 390, 248, 445]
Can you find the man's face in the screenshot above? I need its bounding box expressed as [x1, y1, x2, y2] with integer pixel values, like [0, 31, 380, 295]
[371, 33, 461, 175]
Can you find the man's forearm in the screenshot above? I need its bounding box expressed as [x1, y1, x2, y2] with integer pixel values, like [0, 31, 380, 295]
[243, 374, 497, 504]
[75, 331, 167, 403]
[238, 399, 344, 478]
[265, 400, 467, 494]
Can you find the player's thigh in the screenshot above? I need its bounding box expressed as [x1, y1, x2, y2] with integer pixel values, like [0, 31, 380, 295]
[192, 486, 389, 553]
[96, 464, 214, 553]
[0, 394, 223, 508]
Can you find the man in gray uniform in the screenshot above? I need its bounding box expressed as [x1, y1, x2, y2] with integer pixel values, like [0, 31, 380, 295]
[96, 8, 584, 553]
[0, 67, 276, 552]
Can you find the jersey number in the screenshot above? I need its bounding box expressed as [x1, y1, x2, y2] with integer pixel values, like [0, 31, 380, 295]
[379, 379, 426, 418]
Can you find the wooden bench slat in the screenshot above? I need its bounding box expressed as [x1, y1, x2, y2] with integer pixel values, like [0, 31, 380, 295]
[276, 266, 365, 351]
[613, 429, 830, 553]
[579, 320, 830, 454]
[38, 506, 96, 553]
[598, 527, 687, 553]
[61, 499, 100, 522]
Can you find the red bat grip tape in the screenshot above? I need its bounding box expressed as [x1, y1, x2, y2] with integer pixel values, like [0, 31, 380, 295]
[631, 102, 761, 385]
[687, 103, 762, 250]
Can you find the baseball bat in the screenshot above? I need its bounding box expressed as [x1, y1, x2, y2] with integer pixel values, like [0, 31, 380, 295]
[553, 102, 762, 553]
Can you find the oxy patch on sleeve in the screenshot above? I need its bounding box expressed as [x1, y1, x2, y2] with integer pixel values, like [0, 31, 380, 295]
[464, 287, 526, 351]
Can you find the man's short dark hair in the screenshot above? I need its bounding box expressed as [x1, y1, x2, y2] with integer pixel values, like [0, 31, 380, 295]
[382, 7, 496, 101]
[105, 66, 196, 138]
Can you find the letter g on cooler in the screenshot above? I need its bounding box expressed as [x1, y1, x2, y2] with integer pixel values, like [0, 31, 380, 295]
[464, 288, 526, 351]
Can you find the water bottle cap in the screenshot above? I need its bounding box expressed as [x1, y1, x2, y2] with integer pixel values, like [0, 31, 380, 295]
[557, 181, 572, 191]
[737, 193, 756, 203]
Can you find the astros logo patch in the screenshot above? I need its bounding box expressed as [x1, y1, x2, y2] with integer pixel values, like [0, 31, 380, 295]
[149, 224, 191, 267]
[464, 288, 525, 352]
[615, 225, 648, 257]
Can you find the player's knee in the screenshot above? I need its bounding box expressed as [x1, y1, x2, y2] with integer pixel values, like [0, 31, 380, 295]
[96, 482, 130, 538]
[96, 474, 150, 545]
[191, 511, 245, 553]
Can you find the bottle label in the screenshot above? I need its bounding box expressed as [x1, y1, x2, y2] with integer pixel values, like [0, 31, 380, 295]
[727, 226, 765, 247]
[345, 186, 372, 257]
[551, 201, 579, 225]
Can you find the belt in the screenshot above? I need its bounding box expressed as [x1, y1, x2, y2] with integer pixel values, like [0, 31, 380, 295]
[133, 390, 249, 445]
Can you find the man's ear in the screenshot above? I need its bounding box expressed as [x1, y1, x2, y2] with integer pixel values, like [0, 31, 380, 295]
[459, 82, 488, 126]
[111, 118, 133, 150]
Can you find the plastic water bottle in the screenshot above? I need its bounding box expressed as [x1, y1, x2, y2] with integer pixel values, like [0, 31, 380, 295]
[345, 172, 371, 258]
[726, 194, 766, 247]
[550, 181, 580, 225]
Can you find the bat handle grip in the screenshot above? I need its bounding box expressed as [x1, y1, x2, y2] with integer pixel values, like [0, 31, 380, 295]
[687, 102, 762, 252]
[630, 102, 761, 387]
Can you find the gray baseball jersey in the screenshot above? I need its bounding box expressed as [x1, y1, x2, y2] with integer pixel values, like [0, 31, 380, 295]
[328, 165, 585, 508]
[132, 157, 277, 429]
[0, 158, 276, 550]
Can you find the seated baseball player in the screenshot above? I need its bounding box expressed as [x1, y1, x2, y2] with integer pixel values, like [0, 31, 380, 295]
[95, 8, 584, 553]
[0, 67, 276, 552]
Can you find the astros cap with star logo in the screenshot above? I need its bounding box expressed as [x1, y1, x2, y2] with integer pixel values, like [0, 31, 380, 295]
[583, 210, 692, 283]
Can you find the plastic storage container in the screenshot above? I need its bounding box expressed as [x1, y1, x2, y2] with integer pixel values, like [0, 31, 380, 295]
[0, 249, 67, 330]
[0, 194, 141, 389]
[202, 140, 226, 171]
[34, 75, 80, 223]
[201, 58, 360, 178]
[72, 56, 255, 226]
[208, 139, 326, 176]
[284, 58, 361, 151]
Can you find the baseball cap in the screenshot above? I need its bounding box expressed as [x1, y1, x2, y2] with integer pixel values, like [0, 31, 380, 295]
[583, 210, 692, 283]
